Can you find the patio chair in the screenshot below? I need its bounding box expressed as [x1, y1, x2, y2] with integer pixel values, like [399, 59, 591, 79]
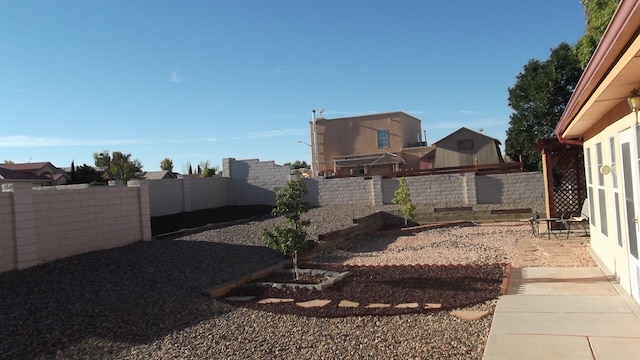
[559, 200, 589, 239]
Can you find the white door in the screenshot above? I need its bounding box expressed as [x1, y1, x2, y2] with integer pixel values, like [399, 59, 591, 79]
[620, 126, 640, 302]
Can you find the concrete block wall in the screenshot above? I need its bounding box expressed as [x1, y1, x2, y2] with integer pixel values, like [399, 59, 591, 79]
[476, 172, 545, 211]
[223, 158, 292, 206]
[222, 158, 545, 210]
[147, 177, 230, 217]
[382, 174, 466, 206]
[0, 189, 15, 272]
[305, 176, 375, 207]
[0, 182, 151, 273]
[187, 177, 229, 212]
[147, 179, 185, 216]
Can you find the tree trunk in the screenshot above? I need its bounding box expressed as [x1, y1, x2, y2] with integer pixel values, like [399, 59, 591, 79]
[292, 252, 300, 281]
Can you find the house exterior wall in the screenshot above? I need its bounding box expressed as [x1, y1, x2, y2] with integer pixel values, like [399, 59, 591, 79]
[582, 112, 636, 296]
[0, 182, 151, 273]
[434, 129, 501, 168]
[312, 112, 422, 174]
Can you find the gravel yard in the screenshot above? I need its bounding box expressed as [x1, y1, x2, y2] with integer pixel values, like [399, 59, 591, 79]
[0, 205, 595, 359]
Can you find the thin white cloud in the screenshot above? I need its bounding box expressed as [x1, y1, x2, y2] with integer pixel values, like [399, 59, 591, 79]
[0, 136, 150, 147]
[169, 68, 182, 83]
[459, 110, 479, 115]
[442, 110, 480, 116]
[232, 128, 308, 140]
[272, 67, 300, 74]
[2, 88, 32, 93]
[0, 135, 226, 147]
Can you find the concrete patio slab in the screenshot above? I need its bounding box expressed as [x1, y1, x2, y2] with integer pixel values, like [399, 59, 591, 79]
[590, 337, 640, 360]
[495, 295, 633, 313]
[490, 312, 640, 337]
[483, 334, 592, 359]
[507, 267, 617, 295]
[484, 267, 640, 359]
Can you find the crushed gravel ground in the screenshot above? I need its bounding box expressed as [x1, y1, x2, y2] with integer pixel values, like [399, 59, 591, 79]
[0, 205, 595, 359]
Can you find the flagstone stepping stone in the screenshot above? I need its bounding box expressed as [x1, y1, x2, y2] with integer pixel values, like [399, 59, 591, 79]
[425, 303, 442, 309]
[338, 300, 359, 308]
[365, 303, 391, 309]
[257, 298, 294, 304]
[225, 296, 256, 302]
[296, 299, 332, 308]
[449, 310, 489, 320]
[395, 302, 419, 309]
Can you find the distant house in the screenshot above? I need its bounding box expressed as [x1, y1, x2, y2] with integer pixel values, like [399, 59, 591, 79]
[0, 162, 69, 186]
[144, 170, 177, 180]
[306, 113, 508, 177]
[311, 111, 424, 176]
[430, 127, 504, 168]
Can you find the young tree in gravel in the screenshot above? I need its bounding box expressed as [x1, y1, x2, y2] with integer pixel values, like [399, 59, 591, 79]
[261, 177, 315, 280]
[392, 177, 416, 226]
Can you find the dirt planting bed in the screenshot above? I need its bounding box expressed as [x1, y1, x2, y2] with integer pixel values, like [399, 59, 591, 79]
[221, 262, 507, 318]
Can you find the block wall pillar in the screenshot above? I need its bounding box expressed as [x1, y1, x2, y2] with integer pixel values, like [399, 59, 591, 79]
[127, 180, 152, 241]
[463, 173, 477, 205]
[3, 183, 38, 269]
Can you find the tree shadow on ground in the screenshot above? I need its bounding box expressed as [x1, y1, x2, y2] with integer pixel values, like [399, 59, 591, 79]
[0, 239, 284, 359]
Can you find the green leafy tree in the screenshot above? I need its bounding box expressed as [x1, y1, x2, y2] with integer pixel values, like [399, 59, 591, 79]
[284, 160, 310, 169]
[392, 177, 416, 226]
[505, 43, 582, 170]
[261, 177, 314, 280]
[574, 0, 620, 68]
[93, 150, 145, 183]
[70, 160, 76, 182]
[73, 164, 105, 185]
[160, 158, 174, 172]
[198, 160, 220, 177]
[3, 159, 14, 164]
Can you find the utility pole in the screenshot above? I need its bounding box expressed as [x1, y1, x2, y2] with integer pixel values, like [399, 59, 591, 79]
[312, 110, 319, 175]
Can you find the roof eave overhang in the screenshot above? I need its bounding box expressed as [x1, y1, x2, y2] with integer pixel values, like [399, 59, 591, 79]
[556, 0, 640, 143]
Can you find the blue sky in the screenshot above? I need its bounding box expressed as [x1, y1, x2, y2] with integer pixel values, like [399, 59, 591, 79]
[1, 1, 586, 172]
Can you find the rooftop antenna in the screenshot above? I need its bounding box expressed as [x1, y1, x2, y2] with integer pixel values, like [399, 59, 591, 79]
[318, 109, 324, 119]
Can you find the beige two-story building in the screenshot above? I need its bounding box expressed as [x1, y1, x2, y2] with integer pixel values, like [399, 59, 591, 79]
[310, 111, 424, 176]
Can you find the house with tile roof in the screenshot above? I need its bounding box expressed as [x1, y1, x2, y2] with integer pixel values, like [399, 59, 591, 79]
[0, 162, 69, 186]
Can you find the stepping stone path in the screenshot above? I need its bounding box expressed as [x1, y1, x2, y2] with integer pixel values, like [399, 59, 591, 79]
[395, 302, 419, 309]
[338, 300, 359, 308]
[257, 298, 294, 304]
[226, 297, 449, 311]
[296, 299, 332, 308]
[224, 296, 485, 321]
[449, 310, 489, 320]
[425, 303, 442, 309]
[365, 303, 391, 309]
